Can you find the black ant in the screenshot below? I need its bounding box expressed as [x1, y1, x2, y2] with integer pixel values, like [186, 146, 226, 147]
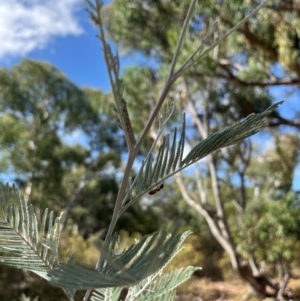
[148, 183, 164, 195]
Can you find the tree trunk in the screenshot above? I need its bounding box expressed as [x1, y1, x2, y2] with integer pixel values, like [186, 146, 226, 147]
[175, 173, 291, 299]
[237, 260, 279, 297]
[177, 89, 292, 299]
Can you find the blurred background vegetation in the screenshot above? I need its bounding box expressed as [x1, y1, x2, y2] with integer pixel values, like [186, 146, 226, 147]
[0, 0, 300, 300]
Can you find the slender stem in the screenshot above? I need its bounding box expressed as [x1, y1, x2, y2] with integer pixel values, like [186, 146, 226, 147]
[98, 151, 136, 266]
[83, 1, 139, 299]
[167, 0, 198, 79]
[174, 0, 269, 80]
[122, 104, 175, 206]
[89, 0, 133, 150]
[92, 1, 117, 103]
[82, 152, 136, 301]
[134, 0, 198, 152]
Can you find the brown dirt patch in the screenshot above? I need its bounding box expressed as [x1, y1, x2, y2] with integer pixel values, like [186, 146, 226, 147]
[175, 277, 300, 301]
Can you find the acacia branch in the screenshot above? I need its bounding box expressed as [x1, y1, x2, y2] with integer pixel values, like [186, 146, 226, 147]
[86, 0, 135, 151]
[135, 0, 198, 152]
[174, 0, 269, 80]
[82, 1, 276, 299]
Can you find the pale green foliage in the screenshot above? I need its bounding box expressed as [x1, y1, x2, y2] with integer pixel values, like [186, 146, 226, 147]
[90, 232, 200, 301]
[48, 229, 195, 289]
[181, 102, 283, 165]
[0, 183, 197, 297]
[236, 192, 300, 265]
[127, 101, 283, 207]
[91, 287, 122, 301]
[0, 183, 76, 299]
[92, 266, 198, 301]
[0, 183, 61, 279]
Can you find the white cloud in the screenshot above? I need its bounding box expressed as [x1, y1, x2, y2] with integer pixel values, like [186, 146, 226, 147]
[0, 0, 83, 59]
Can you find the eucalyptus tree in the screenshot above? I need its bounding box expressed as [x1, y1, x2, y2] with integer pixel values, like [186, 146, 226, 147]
[0, 59, 126, 233]
[0, 0, 282, 301]
[105, 0, 300, 127]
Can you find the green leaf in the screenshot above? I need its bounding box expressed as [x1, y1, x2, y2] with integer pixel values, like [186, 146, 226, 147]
[48, 229, 194, 290]
[0, 183, 60, 280]
[131, 114, 186, 201]
[91, 231, 200, 301]
[182, 101, 284, 165]
[131, 266, 199, 301]
[130, 102, 283, 205]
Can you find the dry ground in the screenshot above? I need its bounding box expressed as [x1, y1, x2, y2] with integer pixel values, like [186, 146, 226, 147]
[175, 278, 300, 301]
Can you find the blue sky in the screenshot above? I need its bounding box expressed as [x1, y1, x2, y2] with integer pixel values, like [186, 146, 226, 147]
[0, 0, 114, 90]
[0, 0, 299, 190]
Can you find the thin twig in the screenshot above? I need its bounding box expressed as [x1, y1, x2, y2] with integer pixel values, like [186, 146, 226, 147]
[174, 0, 269, 81]
[167, 0, 198, 79]
[86, 0, 135, 151]
[134, 0, 199, 152]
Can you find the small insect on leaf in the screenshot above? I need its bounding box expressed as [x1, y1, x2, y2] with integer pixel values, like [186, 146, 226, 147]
[149, 183, 164, 195]
[157, 183, 164, 191]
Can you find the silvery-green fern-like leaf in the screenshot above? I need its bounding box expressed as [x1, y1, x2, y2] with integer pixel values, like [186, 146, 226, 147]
[126, 266, 199, 301]
[48, 228, 190, 290]
[130, 101, 283, 203]
[130, 114, 186, 202]
[91, 231, 199, 301]
[182, 101, 284, 166]
[0, 183, 61, 280]
[91, 266, 198, 301]
[90, 287, 122, 301]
